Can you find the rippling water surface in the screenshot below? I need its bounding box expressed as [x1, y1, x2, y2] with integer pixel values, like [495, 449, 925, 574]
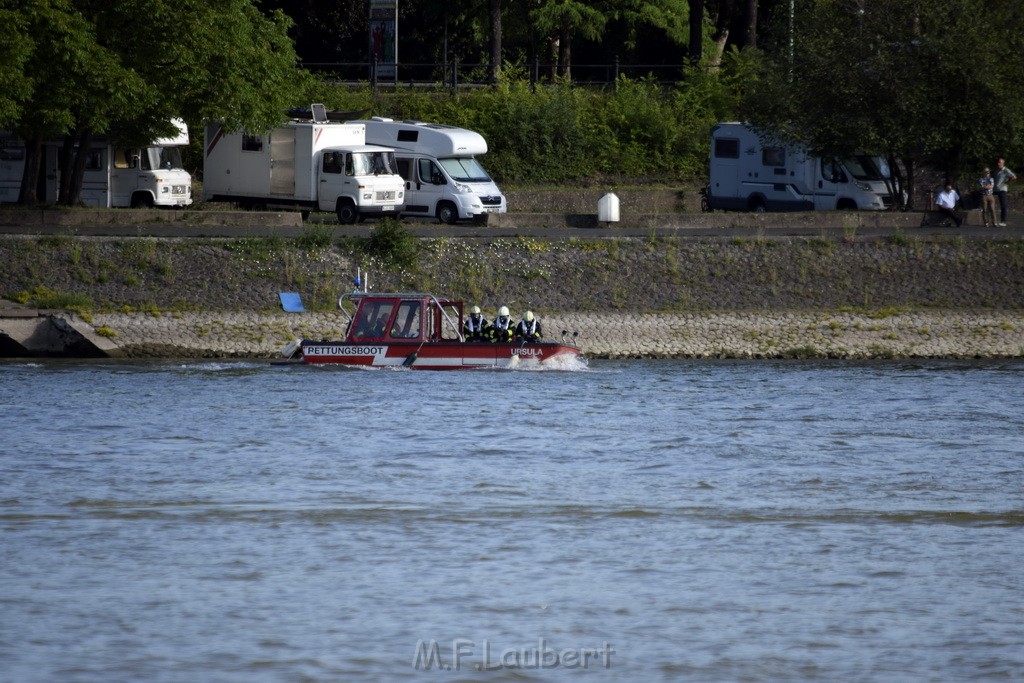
[1, 359, 1023, 681]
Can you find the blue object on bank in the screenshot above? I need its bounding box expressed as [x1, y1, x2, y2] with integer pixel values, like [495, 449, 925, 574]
[279, 292, 306, 313]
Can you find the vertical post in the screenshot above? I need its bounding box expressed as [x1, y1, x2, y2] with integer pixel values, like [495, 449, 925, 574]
[788, 0, 794, 81]
[614, 55, 620, 84]
[392, 0, 399, 86]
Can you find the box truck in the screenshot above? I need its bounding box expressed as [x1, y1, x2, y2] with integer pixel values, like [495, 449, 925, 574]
[707, 122, 895, 212]
[353, 117, 506, 224]
[0, 120, 192, 208]
[203, 106, 405, 223]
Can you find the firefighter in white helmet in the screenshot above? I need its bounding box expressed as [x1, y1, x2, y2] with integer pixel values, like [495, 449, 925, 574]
[515, 310, 542, 342]
[463, 305, 489, 342]
[489, 305, 514, 343]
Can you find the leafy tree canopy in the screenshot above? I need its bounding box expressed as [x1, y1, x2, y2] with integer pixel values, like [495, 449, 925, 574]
[742, 0, 1024, 198]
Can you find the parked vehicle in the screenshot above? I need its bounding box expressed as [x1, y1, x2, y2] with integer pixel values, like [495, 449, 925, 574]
[353, 117, 506, 224]
[0, 120, 192, 208]
[707, 122, 895, 212]
[203, 106, 405, 223]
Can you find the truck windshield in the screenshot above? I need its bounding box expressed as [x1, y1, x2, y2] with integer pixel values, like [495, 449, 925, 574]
[351, 151, 398, 176]
[438, 157, 491, 183]
[143, 146, 184, 171]
[843, 155, 888, 181]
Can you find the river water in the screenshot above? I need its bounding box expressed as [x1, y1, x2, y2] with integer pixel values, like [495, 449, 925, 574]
[1, 358, 1022, 682]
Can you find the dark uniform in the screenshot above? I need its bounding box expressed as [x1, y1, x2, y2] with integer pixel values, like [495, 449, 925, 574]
[464, 309, 489, 342]
[489, 307, 515, 343]
[515, 314, 542, 342]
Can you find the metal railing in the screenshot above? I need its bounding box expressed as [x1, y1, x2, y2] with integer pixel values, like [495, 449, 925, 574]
[302, 58, 687, 91]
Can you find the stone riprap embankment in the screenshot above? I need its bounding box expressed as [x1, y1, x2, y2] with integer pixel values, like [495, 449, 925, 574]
[85, 309, 1024, 359]
[3, 232, 1024, 359]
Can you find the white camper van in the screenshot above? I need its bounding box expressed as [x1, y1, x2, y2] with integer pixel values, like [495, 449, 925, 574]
[708, 122, 894, 212]
[203, 107, 405, 223]
[0, 120, 192, 208]
[355, 117, 506, 224]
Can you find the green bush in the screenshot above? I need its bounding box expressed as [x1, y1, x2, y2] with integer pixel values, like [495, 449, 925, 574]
[365, 219, 419, 270]
[308, 65, 752, 185]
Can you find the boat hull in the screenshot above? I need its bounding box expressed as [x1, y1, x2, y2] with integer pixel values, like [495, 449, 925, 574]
[299, 340, 582, 370]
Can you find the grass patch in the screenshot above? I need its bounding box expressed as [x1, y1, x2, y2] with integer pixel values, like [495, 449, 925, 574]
[295, 224, 335, 250]
[14, 285, 92, 311]
[365, 218, 419, 270]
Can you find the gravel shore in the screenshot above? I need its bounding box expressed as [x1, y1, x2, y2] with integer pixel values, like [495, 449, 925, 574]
[90, 309, 1024, 360]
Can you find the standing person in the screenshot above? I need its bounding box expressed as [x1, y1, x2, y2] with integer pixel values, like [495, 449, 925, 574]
[489, 306, 514, 343]
[463, 305, 489, 342]
[935, 183, 962, 227]
[515, 310, 543, 342]
[994, 157, 1016, 226]
[979, 168, 997, 228]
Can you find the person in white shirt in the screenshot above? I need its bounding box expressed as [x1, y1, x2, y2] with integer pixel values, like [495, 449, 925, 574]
[935, 183, 962, 227]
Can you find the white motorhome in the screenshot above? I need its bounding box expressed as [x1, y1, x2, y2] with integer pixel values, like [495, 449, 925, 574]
[203, 107, 405, 223]
[354, 117, 506, 224]
[708, 122, 894, 212]
[0, 120, 192, 208]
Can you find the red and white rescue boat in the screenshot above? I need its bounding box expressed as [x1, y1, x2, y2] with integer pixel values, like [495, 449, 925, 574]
[279, 292, 583, 370]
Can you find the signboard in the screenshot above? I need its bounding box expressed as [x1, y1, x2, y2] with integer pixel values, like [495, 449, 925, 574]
[369, 0, 397, 80]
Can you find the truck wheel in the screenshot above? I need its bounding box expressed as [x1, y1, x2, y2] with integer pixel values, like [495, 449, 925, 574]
[337, 199, 358, 224]
[749, 197, 767, 213]
[436, 201, 459, 224]
[130, 193, 154, 209]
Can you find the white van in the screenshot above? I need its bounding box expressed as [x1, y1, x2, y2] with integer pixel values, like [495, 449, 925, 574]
[355, 117, 506, 223]
[0, 120, 192, 208]
[708, 122, 894, 211]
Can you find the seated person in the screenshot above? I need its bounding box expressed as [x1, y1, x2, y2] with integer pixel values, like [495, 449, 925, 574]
[489, 306, 514, 343]
[515, 310, 542, 342]
[463, 305, 489, 342]
[935, 183, 962, 227]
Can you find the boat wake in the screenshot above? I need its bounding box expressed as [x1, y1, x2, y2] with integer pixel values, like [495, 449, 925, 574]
[510, 353, 589, 372]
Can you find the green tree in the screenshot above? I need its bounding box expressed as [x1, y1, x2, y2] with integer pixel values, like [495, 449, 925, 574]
[530, 0, 689, 78]
[6, 0, 310, 206]
[0, 6, 33, 126]
[742, 0, 1024, 208]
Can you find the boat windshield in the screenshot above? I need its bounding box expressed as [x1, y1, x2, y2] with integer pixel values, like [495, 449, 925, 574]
[350, 301, 394, 340]
[438, 157, 491, 183]
[389, 300, 422, 339]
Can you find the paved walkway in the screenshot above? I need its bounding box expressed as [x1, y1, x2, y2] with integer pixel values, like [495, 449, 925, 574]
[0, 209, 1018, 240]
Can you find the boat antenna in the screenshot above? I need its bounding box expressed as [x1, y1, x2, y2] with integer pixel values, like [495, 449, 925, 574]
[353, 267, 369, 293]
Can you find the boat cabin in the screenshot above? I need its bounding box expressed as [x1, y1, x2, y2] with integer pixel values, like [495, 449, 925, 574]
[341, 293, 465, 343]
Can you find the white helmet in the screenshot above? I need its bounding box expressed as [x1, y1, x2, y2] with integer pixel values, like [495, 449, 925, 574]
[470, 305, 481, 315]
[524, 310, 535, 322]
[498, 306, 510, 317]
